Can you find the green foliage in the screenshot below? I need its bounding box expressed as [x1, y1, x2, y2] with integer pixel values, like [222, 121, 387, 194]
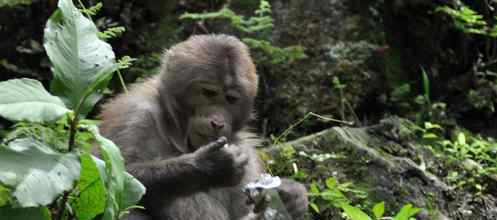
[99, 27, 126, 41]
[389, 83, 412, 110]
[0, 0, 144, 219]
[0, 185, 11, 207]
[0, 0, 31, 7]
[341, 204, 372, 220]
[435, 4, 487, 35]
[180, 1, 273, 33]
[117, 56, 137, 70]
[79, 2, 102, 17]
[309, 177, 366, 212]
[309, 177, 419, 220]
[71, 153, 106, 220]
[180, 0, 306, 64]
[0, 79, 70, 123]
[436, 2, 497, 38]
[242, 38, 306, 64]
[466, 71, 497, 113]
[0, 138, 80, 207]
[44, 0, 118, 116]
[467, 89, 495, 112]
[392, 204, 421, 220]
[420, 122, 497, 195]
[372, 202, 385, 220]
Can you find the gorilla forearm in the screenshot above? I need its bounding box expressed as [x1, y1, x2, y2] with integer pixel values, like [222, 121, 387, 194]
[126, 154, 201, 197]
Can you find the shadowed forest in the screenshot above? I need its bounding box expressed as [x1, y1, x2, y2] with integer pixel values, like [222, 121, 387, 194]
[1, 0, 497, 219]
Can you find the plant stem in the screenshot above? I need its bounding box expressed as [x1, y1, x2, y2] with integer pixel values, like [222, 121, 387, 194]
[68, 114, 79, 151]
[117, 69, 128, 93]
[77, 0, 92, 21]
[308, 112, 353, 125]
[68, 93, 89, 151]
[55, 191, 71, 220]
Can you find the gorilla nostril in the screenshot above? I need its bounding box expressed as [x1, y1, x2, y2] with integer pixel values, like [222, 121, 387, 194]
[210, 120, 224, 130]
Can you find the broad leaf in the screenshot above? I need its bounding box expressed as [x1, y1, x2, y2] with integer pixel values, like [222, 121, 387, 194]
[0, 78, 70, 123]
[0, 184, 11, 207]
[0, 138, 80, 207]
[309, 202, 319, 213]
[372, 202, 385, 220]
[122, 171, 146, 209]
[72, 153, 107, 220]
[44, 0, 118, 116]
[90, 155, 145, 218]
[341, 203, 372, 220]
[87, 125, 126, 220]
[0, 206, 50, 220]
[393, 204, 421, 220]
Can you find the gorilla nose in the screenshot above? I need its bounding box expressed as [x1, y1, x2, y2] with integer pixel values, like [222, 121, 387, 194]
[210, 120, 224, 130]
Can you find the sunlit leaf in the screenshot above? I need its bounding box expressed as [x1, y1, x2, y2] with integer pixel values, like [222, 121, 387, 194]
[0, 138, 80, 207]
[72, 153, 107, 220]
[372, 202, 385, 219]
[393, 204, 421, 220]
[0, 78, 70, 123]
[0, 184, 11, 207]
[44, 0, 118, 116]
[310, 202, 320, 213]
[87, 125, 130, 219]
[341, 203, 372, 220]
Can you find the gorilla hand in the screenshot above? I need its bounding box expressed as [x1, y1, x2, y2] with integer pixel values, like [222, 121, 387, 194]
[193, 137, 249, 187]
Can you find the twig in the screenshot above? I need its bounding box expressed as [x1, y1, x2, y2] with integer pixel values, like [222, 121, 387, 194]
[117, 69, 128, 93]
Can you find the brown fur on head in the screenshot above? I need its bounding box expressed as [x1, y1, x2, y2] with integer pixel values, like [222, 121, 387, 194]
[157, 35, 258, 151]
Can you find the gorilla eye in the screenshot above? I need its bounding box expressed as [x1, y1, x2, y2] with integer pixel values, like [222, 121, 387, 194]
[226, 95, 238, 104]
[201, 88, 218, 98]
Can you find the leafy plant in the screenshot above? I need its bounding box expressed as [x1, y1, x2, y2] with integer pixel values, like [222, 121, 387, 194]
[0, 0, 32, 7]
[435, 4, 487, 35]
[0, 0, 144, 219]
[180, 0, 306, 64]
[309, 177, 420, 220]
[436, 2, 497, 39]
[420, 122, 497, 195]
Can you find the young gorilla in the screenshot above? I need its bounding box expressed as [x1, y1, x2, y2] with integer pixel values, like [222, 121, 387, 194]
[99, 35, 308, 220]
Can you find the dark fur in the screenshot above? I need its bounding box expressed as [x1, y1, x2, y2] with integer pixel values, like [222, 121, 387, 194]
[99, 35, 307, 220]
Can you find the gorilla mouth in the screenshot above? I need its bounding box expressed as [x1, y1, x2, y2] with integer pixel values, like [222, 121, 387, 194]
[186, 131, 211, 152]
[187, 131, 214, 151]
[195, 131, 209, 139]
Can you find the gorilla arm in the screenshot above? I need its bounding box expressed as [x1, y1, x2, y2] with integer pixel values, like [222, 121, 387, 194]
[100, 102, 249, 204]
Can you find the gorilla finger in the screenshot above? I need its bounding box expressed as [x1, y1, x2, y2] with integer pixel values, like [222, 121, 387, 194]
[204, 136, 228, 152]
[234, 153, 249, 167]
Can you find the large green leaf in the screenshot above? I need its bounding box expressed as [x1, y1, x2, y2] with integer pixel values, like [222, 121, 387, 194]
[393, 204, 421, 220]
[87, 125, 126, 220]
[72, 153, 107, 220]
[0, 78, 70, 123]
[44, 0, 118, 116]
[90, 155, 145, 219]
[372, 202, 385, 220]
[122, 172, 145, 209]
[0, 138, 80, 207]
[341, 203, 372, 220]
